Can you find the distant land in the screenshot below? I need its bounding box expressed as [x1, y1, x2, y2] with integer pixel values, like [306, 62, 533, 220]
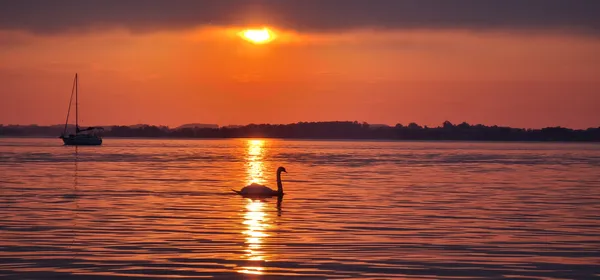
[1, 121, 599, 142]
[175, 123, 220, 129]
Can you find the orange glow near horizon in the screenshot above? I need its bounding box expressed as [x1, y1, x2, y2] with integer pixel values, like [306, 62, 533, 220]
[0, 27, 599, 128]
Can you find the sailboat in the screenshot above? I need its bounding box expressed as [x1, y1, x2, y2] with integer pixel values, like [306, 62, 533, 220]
[59, 73, 103, 146]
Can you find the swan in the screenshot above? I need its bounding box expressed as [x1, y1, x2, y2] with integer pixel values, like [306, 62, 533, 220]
[233, 166, 287, 197]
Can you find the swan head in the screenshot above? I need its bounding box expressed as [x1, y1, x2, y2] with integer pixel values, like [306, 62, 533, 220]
[277, 166, 287, 173]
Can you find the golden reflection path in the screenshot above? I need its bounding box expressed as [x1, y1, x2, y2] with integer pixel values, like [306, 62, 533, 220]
[247, 139, 265, 185]
[238, 139, 271, 275]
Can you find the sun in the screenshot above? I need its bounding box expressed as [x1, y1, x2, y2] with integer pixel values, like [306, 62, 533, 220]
[240, 28, 274, 44]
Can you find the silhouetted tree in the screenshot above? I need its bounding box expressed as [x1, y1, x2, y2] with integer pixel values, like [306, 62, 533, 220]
[443, 121, 454, 129]
[408, 122, 422, 129]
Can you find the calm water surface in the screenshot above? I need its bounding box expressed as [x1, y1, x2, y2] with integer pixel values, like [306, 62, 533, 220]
[1, 138, 599, 279]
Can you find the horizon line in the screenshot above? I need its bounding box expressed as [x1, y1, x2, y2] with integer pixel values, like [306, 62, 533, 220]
[1, 121, 599, 131]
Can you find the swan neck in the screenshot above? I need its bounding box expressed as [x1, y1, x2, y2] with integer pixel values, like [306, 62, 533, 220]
[276, 171, 283, 193]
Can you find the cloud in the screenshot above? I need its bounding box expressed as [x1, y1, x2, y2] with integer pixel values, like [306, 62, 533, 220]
[1, 0, 599, 34]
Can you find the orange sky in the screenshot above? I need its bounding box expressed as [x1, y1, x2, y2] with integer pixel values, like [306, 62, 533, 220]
[1, 26, 599, 128]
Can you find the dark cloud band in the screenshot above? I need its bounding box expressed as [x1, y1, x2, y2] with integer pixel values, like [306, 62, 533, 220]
[1, 0, 598, 34]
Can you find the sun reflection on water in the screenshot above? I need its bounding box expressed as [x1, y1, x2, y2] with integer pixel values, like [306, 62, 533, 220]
[238, 139, 271, 275]
[246, 139, 265, 185]
[239, 199, 270, 275]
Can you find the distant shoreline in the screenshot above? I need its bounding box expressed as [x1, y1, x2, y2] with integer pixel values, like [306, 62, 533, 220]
[2, 136, 600, 145]
[1, 121, 599, 142]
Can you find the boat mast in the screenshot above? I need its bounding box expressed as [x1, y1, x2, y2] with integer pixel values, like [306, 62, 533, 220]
[75, 73, 79, 133]
[62, 74, 77, 136]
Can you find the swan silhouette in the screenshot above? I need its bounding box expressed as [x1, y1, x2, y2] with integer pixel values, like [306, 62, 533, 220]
[233, 166, 287, 197]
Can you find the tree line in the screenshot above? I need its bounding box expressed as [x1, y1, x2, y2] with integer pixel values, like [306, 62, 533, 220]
[1, 121, 599, 141]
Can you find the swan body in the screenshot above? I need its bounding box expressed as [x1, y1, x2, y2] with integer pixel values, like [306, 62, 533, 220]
[233, 183, 279, 196]
[233, 166, 286, 197]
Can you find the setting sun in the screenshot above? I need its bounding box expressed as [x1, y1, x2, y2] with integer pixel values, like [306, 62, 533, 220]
[240, 28, 274, 44]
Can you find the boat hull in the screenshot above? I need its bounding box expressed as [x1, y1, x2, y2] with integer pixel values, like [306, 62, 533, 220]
[61, 135, 102, 146]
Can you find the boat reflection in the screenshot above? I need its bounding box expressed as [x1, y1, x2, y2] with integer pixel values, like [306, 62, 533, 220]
[69, 146, 79, 252]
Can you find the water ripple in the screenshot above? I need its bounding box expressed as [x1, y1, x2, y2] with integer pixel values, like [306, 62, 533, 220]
[1, 138, 599, 279]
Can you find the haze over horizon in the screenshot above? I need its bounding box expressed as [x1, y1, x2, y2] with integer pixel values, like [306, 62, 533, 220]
[1, 0, 599, 129]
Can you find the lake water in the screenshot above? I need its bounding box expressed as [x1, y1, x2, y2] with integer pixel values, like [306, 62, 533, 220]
[1, 138, 599, 279]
